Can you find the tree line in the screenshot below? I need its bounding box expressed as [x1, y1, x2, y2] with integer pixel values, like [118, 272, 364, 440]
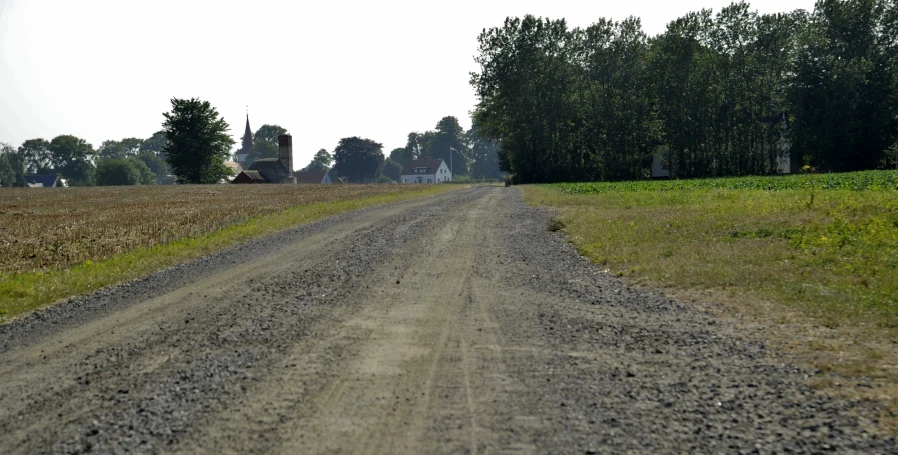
[471, 0, 898, 183]
[0, 133, 170, 187]
[1, 100, 506, 186]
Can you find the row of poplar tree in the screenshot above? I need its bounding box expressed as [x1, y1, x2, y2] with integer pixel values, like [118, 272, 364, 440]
[471, 0, 898, 183]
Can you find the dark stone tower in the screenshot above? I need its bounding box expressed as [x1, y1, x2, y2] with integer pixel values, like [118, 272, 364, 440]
[279, 134, 296, 183]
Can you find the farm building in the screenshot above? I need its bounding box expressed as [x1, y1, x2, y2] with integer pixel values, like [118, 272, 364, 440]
[232, 170, 267, 184]
[24, 174, 66, 188]
[294, 170, 332, 184]
[232, 135, 297, 184]
[400, 159, 451, 184]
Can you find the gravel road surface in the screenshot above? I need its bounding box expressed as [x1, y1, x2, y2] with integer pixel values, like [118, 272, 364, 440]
[0, 187, 894, 454]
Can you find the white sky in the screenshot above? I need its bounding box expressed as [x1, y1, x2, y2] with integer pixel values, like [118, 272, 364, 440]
[0, 0, 815, 167]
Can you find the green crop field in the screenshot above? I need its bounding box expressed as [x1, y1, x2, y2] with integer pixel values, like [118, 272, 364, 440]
[555, 169, 898, 194]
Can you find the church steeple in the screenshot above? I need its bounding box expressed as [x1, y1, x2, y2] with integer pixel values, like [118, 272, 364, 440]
[241, 113, 253, 152]
[236, 112, 253, 164]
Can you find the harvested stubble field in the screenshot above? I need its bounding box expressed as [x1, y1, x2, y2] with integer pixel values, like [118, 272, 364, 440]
[0, 184, 434, 275]
[0, 184, 446, 319]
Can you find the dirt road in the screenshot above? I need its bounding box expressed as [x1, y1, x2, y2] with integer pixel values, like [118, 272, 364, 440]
[0, 187, 894, 454]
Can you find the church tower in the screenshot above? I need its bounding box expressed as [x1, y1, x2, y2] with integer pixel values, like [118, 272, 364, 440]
[236, 114, 253, 164]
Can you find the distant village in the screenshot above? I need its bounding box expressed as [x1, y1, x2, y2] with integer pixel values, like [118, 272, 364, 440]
[228, 114, 454, 186]
[1, 111, 490, 188]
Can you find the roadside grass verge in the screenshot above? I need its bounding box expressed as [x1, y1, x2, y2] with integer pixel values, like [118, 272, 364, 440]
[523, 175, 898, 425]
[0, 185, 454, 322]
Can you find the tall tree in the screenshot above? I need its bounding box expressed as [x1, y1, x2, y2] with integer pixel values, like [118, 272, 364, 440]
[96, 158, 155, 186]
[121, 138, 144, 156]
[48, 135, 96, 186]
[161, 97, 235, 184]
[332, 137, 385, 183]
[0, 142, 24, 187]
[472, 15, 588, 182]
[382, 158, 402, 181]
[581, 16, 659, 180]
[468, 123, 503, 180]
[17, 138, 51, 174]
[253, 124, 288, 146]
[140, 131, 167, 154]
[423, 116, 470, 175]
[98, 140, 129, 160]
[136, 152, 169, 182]
[388, 147, 409, 163]
[0, 155, 13, 187]
[790, 0, 894, 171]
[303, 148, 333, 171]
[404, 132, 426, 160]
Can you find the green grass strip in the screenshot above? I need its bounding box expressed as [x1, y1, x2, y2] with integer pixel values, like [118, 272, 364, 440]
[0, 186, 454, 322]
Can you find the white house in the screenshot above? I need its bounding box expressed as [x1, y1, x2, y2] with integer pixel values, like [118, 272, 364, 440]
[400, 159, 451, 184]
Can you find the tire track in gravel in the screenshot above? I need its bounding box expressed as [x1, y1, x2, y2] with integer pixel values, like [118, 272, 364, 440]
[177, 186, 508, 454]
[1, 186, 896, 454]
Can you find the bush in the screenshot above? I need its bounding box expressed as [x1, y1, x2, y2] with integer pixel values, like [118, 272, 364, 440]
[96, 158, 156, 186]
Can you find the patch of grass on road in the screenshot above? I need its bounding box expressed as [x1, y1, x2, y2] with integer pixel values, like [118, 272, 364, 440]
[523, 174, 898, 421]
[0, 185, 454, 322]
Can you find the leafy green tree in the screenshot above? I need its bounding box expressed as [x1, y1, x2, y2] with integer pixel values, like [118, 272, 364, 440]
[0, 142, 19, 186]
[121, 138, 144, 156]
[790, 0, 894, 171]
[388, 147, 409, 163]
[332, 137, 385, 182]
[98, 140, 129, 160]
[48, 135, 96, 186]
[468, 123, 503, 180]
[254, 124, 288, 146]
[582, 16, 659, 180]
[161, 97, 235, 184]
[136, 151, 169, 182]
[404, 132, 425, 160]
[17, 138, 52, 174]
[140, 131, 167, 154]
[1, 143, 26, 186]
[382, 158, 402, 181]
[96, 158, 155, 185]
[423, 116, 469, 175]
[304, 148, 332, 171]
[472, 15, 589, 182]
[131, 158, 156, 184]
[0, 155, 13, 187]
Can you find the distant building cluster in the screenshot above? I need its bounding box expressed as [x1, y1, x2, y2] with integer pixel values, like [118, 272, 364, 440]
[229, 114, 453, 185]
